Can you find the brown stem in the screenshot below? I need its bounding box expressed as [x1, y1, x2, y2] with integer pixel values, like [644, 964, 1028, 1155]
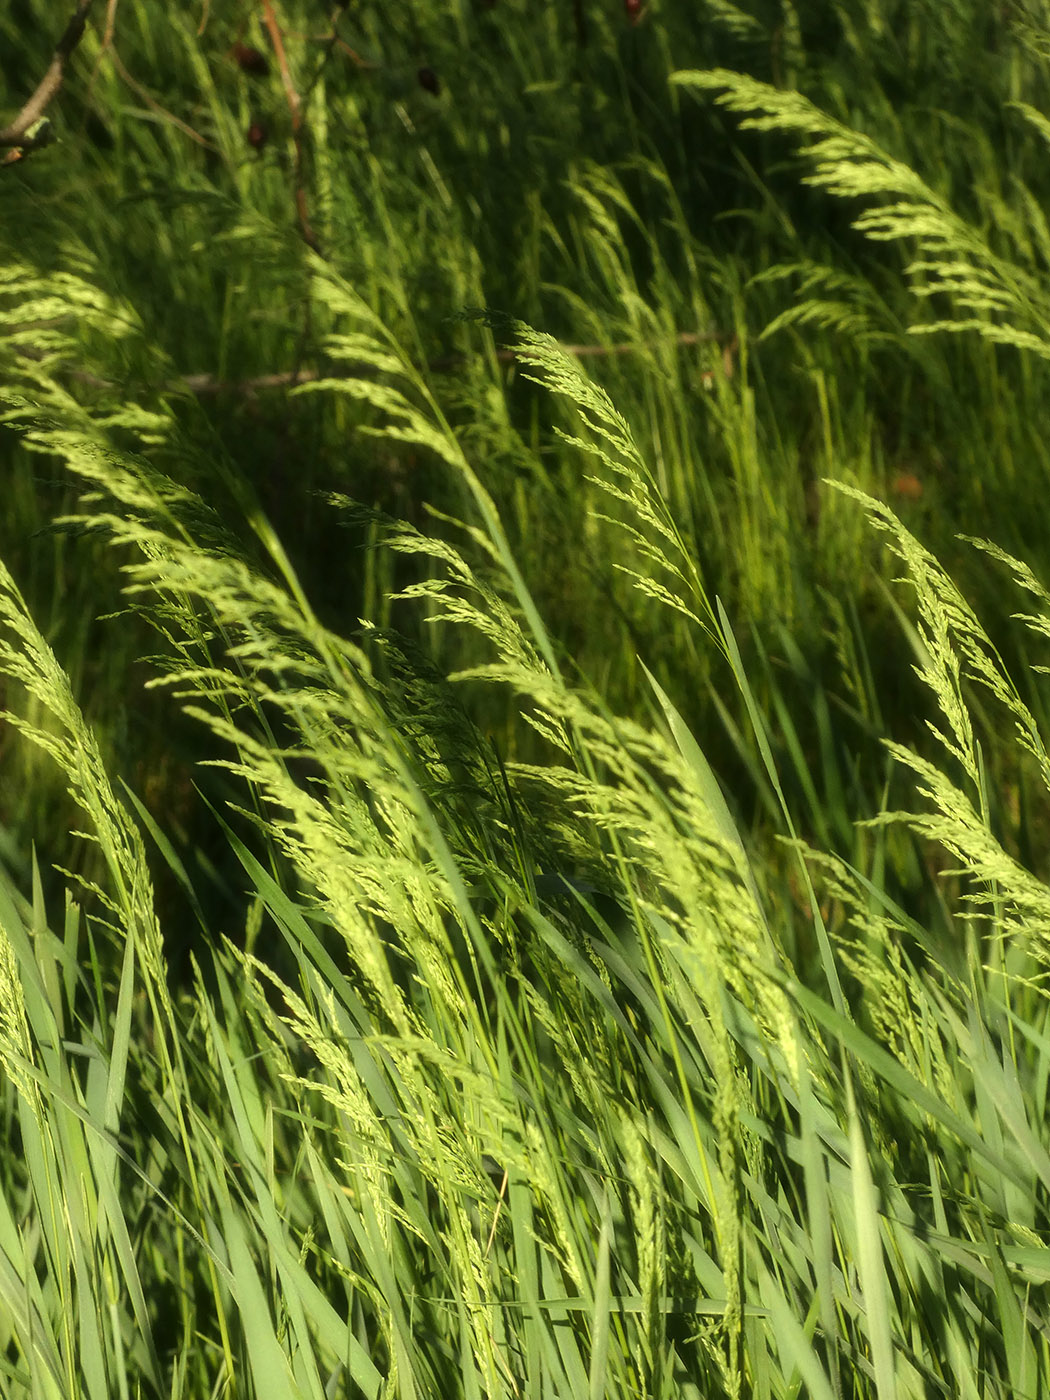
[261, 0, 322, 253]
[572, 0, 588, 46]
[185, 329, 732, 393]
[67, 329, 733, 396]
[261, 0, 301, 127]
[14, 328, 735, 396]
[0, 0, 96, 147]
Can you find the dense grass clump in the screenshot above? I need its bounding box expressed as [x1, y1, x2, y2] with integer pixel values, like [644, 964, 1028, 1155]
[2, 259, 1050, 1398]
[5, 2, 1050, 1397]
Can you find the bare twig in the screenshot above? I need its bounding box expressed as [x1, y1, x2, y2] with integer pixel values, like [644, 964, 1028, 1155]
[572, 0, 588, 46]
[37, 328, 734, 398]
[11, 322, 735, 403]
[181, 328, 733, 394]
[0, 0, 96, 147]
[261, 0, 322, 253]
[300, 8, 371, 110]
[102, 0, 118, 51]
[261, 0, 301, 127]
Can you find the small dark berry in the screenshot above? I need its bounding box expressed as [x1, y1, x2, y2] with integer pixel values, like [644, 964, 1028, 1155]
[247, 121, 268, 149]
[417, 66, 441, 95]
[625, 0, 643, 21]
[232, 43, 269, 76]
[891, 472, 924, 501]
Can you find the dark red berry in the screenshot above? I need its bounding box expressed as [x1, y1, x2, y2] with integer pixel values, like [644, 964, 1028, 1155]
[247, 121, 268, 149]
[891, 472, 923, 501]
[231, 43, 269, 76]
[417, 66, 440, 95]
[625, 0, 643, 21]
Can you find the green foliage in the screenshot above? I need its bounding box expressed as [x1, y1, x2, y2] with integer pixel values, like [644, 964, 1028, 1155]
[2, 219, 1050, 1397]
[4, 1, 1050, 1397]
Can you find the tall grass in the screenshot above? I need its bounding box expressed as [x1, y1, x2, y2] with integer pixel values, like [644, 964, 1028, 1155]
[2, 245, 1050, 1395]
[5, 2, 1050, 1396]
[5, 0, 1050, 867]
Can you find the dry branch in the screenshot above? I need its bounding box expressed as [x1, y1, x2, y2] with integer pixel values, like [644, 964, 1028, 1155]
[0, 0, 96, 148]
[261, 0, 321, 253]
[37, 328, 735, 398]
[184, 329, 734, 393]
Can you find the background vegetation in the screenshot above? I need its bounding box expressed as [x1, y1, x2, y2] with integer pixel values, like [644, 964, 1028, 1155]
[3, 1, 1050, 1396]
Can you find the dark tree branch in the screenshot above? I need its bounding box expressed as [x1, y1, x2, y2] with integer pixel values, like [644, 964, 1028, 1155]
[178, 329, 734, 393]
[261, 0, 322, 254]
[0, 0, 96, 148]
[573, 0, 588, 47]
[27, 329, 735, 398]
